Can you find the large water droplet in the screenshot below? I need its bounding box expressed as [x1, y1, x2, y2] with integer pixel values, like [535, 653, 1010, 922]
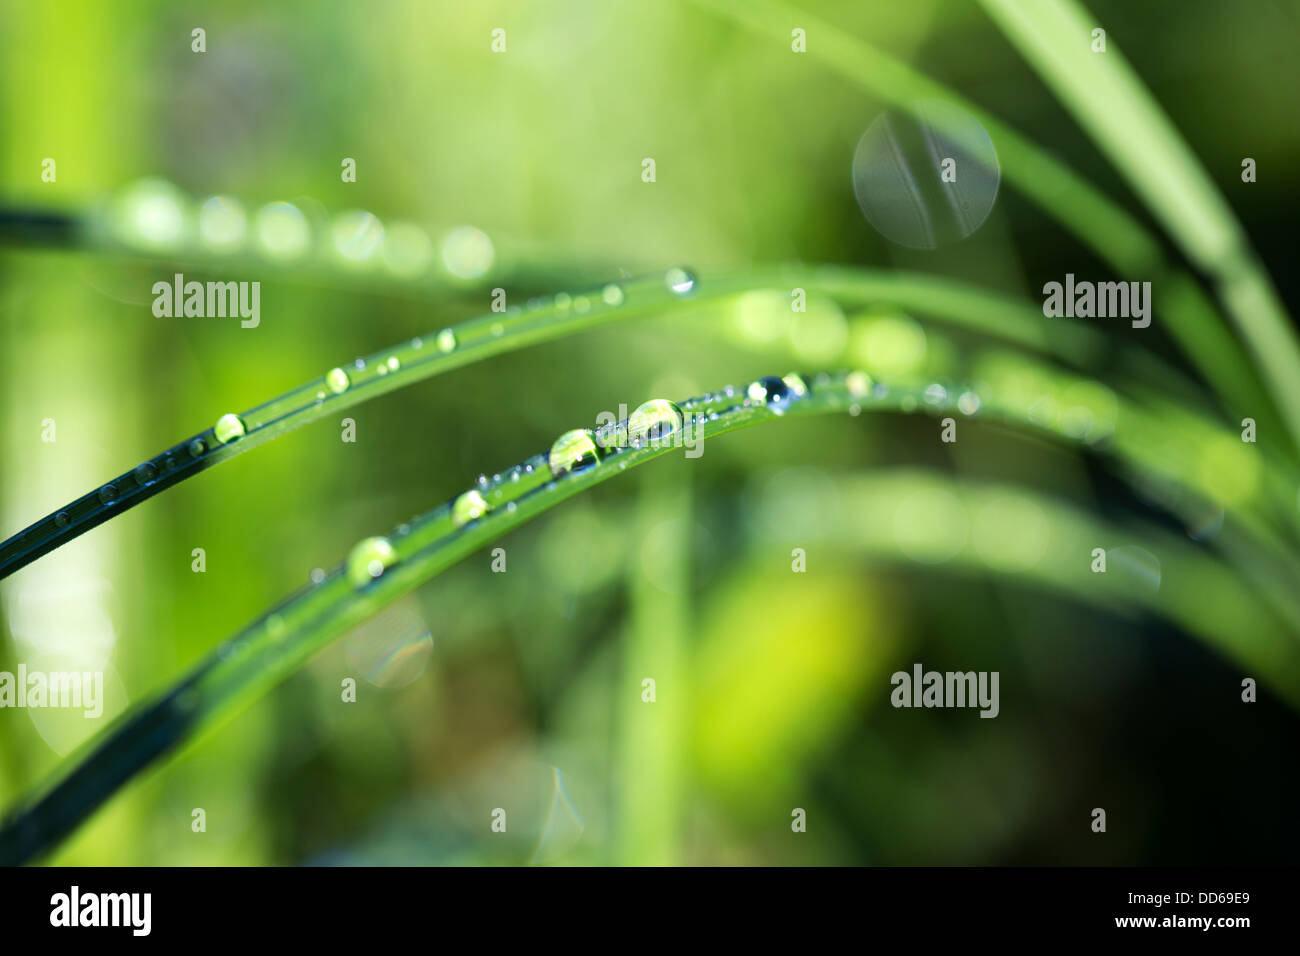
[253, 201, 311, 260]
[665, 267, 696, 296]
[326, 367, 351, 395]
[452, 489, 490, 528]
[214, 413, 247, 444]
[747, 375, 803, 414]
[197, 195, 247, 252]
[331, 209, 385, 264]
[627, 399, 684, 448]
[346, 536, 398, 588]
[548, 429, 602, 478]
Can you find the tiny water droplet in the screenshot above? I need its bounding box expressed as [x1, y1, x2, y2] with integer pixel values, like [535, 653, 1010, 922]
[957, 390, 981, 415]
[573, 297, 591, 315]
[54, 512, 70, 528]
[134, 462, 158, 485]
[665, 267, 696, 295]
[386, 356, 399, 373]
[491, 322, 504, 337]
[188, 438, 206, 458]
[310, 567, 326, 584]
[346, 536, 398, 588]
[214, 412, 247, 444]
[548, 429, 602, 478]
[325, 368, 350, 395]
[452, 489, 490, 528]
[436, 328, 457, 353]
[98, 485, 118, 505]
[553, 292, 572, 313]
[924, 383, 948, 405]
[601, 283, 625, 306]
[411, 336, 424, 350]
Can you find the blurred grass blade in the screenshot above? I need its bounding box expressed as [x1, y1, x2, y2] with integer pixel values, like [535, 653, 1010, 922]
[978, 0, 1300, 452]
[692, 0, 1279, 434]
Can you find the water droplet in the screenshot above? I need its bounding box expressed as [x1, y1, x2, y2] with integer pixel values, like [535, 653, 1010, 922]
[116, 178, 187, 250]
[573, 297, 591, 315]
[452, 489, 490, 528]
[330, 209, 385, 264]
[214, 413, 247, 444]
[548, 429, 602, 478]
[601, 283, 625, 306]
[382, 222, 434, 278]
[782, 372, 810, 398]
[665, 267, 696, 295]
[846, 370, 872, 399]
[491, 322, 504, 337]
[98, 485, 117, 505]
[310, 567, 326, 584]
[197, 195, 247, 252]
[322, 368, 349, 397]
[386, 356, 400, 373]
[346, 536, 398, 588]
[553, 292, 572, 313]
[747, 375, 800, 414]
[134, 462, 158, 485]
[957, 390, 981, 415]
[924, 383, 948, 405]
[54, 512, 70, 529]
[441, 225, 495, 279]
[253, 201, 311, 260]
[436, 328, 457, 353]
[627, 399, 684, 447]
[187, 438, 206, 458]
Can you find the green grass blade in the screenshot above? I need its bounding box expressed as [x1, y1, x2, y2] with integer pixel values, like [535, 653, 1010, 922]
[0, 264, 1178, 580]
[977, 0, 1300, 451]
[2, 368, 1296, 863]
[691, 0, 1279, 431]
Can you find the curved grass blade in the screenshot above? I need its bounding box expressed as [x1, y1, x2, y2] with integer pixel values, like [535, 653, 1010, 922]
[691, 0, 1279, 434]
[752, 468, 1300, 703]
[2, 369, 1290, 864]
[0, 264, 1181, 581]
[977, 0, 1300, 451]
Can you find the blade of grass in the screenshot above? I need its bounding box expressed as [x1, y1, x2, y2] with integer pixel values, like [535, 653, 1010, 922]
[0, 264, 1187, 580]
[977, 0, 1300, 452]
[690, 0, 1279, 434]
[3, 369, 1296, 864]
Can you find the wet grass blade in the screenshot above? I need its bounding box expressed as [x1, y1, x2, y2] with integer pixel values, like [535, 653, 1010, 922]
[2, 368, 1296, 863]
[0, 264, 1179, 581]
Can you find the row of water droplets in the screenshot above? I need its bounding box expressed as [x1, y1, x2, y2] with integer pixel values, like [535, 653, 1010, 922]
[0, 267, 700, 577]
[337, 366, 904, 590]
[104, 178, 498, 281]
